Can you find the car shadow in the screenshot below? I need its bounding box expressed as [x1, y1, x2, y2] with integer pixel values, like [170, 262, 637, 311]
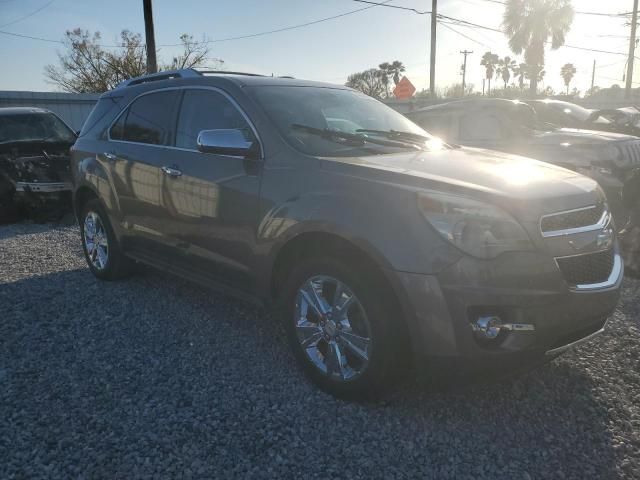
[0, 266, 624, 478]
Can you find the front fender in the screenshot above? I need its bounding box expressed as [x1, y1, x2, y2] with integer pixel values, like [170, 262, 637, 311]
[256, 187, 460, 289]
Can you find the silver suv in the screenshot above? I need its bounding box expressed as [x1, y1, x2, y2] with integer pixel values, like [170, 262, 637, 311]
[71, 69, 622, 399]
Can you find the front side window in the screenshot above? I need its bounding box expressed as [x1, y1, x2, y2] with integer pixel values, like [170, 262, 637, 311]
[112, 90, 179, 145]
[248, 86, 435, 157]
[175, 89, 251, 150]
[0, 113, 76, 144]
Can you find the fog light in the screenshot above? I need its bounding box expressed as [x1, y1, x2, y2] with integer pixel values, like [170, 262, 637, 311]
[473, 315, 502, 339]
[472, 315, 536, 340]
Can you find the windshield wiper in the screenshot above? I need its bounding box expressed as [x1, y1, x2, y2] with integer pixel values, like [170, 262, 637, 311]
[291, 124, 421, 150]
[355, 129, 431, 143]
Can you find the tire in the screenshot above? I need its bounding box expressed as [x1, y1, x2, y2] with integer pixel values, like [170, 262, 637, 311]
[79, 199, 132, 280]
[280, 255, 406, 400]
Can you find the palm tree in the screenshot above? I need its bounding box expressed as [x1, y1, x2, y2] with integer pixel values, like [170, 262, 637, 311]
[389, 60, 406, 85]
[378, 62, 391, 97]
[480, 52, 499, 94]
[560, 62, 576, 94]
[503, 0, 574, 94]
[497, 56, 517, 89]
[513, 62, 528, 90]
[378, 60, 406, 97]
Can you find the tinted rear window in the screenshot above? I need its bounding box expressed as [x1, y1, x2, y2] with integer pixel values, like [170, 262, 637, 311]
[80, 96, 124, 138]
[111, 90, 179, 145]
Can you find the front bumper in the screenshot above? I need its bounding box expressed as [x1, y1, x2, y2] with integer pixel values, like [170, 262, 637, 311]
[15, 181, 72, 193]
[394, 248, 623, 375]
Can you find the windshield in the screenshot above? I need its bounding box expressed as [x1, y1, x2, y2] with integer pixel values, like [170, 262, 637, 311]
[544, 101, 602, 123]
[0, 113, 77, 144]
[248, 86, 437, 157]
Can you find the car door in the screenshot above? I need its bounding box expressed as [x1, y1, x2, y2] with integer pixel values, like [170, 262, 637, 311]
[159, 87, 262, 292]
[106, 89, 181, 255]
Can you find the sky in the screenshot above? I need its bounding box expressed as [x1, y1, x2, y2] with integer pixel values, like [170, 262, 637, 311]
[0, 0, 636, 95]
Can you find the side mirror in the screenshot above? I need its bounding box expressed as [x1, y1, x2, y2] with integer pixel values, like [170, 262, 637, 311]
[197, 129, 259, 159]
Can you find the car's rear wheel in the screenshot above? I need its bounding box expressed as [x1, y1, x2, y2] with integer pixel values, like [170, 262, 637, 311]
[80, 199, 132, 280]
[281, 256, 404, 400]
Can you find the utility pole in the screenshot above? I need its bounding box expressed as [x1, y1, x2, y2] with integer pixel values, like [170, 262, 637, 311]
[591, 59, 596, 92]
[626, 0, 639, 98]
[143, 0, 158, 74]
[429, 0, 437, 96]
[460, 50, 473, 95]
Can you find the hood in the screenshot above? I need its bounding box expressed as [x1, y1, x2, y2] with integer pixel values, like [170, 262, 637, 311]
[531, 128, 638, 146]
[321, 146, 602, 215]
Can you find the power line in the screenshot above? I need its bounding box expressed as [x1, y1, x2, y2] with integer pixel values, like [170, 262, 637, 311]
[0, 29, 64, 44]
[475, 0, 632, 17]
[0, 0, 394, 48]
[439, 21, 491, 48]
[350, 1, 640, 59]
[159, 0, 395, 46]
[0, 0, 55, 29]
[352, 0, 428, 14]
[438, 13, 636, 57]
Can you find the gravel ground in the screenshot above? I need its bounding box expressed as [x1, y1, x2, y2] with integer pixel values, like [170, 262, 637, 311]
[1, 223, 639, 479]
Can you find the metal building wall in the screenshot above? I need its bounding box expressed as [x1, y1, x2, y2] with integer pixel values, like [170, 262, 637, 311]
[0, 91, 100, 130]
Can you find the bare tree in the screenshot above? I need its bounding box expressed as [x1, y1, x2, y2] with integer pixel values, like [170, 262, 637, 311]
[345, 69, 386, 98]
[165, 34, 213, 70]
[45, 29, 217, 93]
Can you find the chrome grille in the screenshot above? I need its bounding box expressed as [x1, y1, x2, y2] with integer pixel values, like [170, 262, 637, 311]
[556, 249, 615, 287]
[619, 141, 640, 166]
[540, 204, 605, 236]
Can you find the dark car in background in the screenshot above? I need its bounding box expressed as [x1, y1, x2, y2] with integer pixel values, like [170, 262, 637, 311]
[406, 98, 640, 227]
[71, 70, 622, 398]
[528, 99, 640, 137]
[0, 107, 76, 220]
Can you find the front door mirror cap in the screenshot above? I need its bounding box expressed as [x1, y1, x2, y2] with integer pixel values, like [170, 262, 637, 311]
[197, 129, 260, 159]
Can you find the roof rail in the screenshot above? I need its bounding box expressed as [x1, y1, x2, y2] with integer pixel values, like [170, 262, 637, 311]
[196, 70, 266, 77]
[116, 68, 202, 89]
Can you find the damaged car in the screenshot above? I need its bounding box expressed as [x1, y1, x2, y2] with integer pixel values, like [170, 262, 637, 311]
[528, 99, 640, 137]
[0, 107, 76, 221]
[406, 98, 640, 227]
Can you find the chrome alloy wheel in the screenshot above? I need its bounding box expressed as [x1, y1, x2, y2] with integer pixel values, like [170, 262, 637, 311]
[294, 275, 372, 381]
[83, 211, 109, 270]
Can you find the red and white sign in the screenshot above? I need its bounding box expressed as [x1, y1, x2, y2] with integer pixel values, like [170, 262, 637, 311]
[393, 76, 416, 99]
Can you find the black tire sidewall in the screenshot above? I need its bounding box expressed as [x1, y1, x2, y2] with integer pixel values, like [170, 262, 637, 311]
[281, 256, 400, 400]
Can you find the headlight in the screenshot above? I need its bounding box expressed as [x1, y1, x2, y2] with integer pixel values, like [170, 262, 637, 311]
[417, 192, 533, 259]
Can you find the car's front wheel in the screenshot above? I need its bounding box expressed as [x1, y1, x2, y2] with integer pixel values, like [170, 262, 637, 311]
[281, 256, 405, 400]
[80, 199, 132, 280]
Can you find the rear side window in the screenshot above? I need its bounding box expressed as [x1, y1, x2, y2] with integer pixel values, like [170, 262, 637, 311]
[110, 90, 179, 145]
[175, 89, 251, 150]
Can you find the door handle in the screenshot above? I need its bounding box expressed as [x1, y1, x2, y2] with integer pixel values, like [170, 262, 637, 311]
[104, 152, 117, 162]
[161, 165, 182, 177]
